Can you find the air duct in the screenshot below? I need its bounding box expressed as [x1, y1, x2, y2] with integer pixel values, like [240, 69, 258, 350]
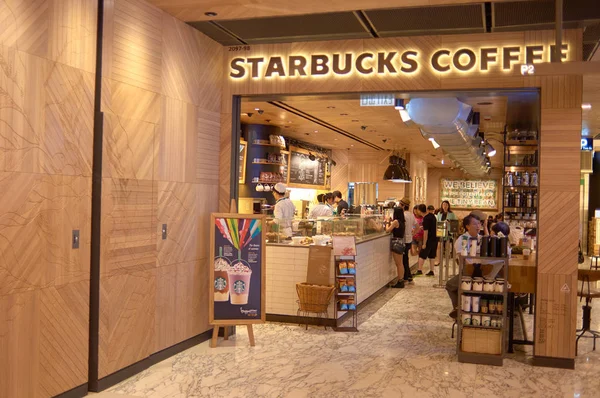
[406, 98, 487, 176]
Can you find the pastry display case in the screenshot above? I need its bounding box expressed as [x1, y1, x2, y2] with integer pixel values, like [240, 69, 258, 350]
[265, 215, 386, 245]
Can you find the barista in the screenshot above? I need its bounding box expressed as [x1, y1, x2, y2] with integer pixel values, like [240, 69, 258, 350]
[272, 183, 295, 237]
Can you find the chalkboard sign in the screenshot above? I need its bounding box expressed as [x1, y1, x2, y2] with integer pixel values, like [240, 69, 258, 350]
[288, 147, 326, 188]
[440, 178, 499, 210]
[210, 214, 266, 324]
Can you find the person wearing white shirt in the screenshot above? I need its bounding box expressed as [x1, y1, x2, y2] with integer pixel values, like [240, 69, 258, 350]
[272, 183, 296, 237]
[309, 193, 334, 219]
[400, 197, 416, 283]
[446, 215, 510, 319]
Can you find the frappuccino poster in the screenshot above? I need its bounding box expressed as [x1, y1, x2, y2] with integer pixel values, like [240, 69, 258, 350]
[210, 215, 265, 323]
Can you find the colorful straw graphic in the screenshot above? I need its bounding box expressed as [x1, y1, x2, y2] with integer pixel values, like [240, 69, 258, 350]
[216, 218, 262, 249]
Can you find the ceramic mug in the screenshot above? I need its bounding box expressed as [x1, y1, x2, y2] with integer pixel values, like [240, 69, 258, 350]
[483, 279, 495, 292]
[256, 183, 264, 192]
[461, 295, 472, 312]
[471, 296, 480, 313]
[461, 277, 472, 291]
[462, 314, 472, 325]
[264, 184, 271, 192]
[482, 316, 491, 327]
[472, 315, 481, 326]
[473, 278, 484, 292]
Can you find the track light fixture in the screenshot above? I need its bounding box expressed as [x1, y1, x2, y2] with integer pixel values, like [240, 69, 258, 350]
[485, 141, 496, 157]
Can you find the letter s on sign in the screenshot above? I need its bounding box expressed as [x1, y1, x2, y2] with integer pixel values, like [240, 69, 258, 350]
[230, 58, 245, 78]
[520, 64, 535, 76]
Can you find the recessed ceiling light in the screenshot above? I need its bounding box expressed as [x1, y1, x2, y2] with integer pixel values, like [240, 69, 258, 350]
[340, 113, 349, 116]
[305, 133, 310, 136]
[314, 130, 318, 133]
[477, 102, 493, 106]
[287, 121, 292, 123]
[204, 11, 218, 17]
[254, 108, 260, 111]
[582, 103, 592, 110]
[351, 144, 354, 147]
[351, 119, 359, 122]
[327, 106, 336, 109]
[334, 138, 338, 141]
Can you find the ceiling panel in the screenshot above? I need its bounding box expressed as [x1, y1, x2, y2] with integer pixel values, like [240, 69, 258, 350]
[241, 93, 520, 169]
[187, 21, 242, 45]
[366, 4, 485, 35]
[219, 12, 370, 43]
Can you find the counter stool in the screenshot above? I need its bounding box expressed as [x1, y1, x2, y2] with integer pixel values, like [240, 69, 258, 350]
[591, 256, 600, 270]
[576, 269, 600, 355]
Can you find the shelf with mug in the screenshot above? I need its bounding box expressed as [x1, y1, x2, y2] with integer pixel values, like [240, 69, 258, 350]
[505, 140, 539, 147]
[461, 291, 504, 297]
[503, 207, 536, 212]
[251, 180, 284, 184]
[252, 141, 285, 148]
[459, 310, 504, 317]
[503, 186, 538, 190]
[504, 166, 538, 172]
[252, 161, 284, 165]
[462, 325, 504, 331]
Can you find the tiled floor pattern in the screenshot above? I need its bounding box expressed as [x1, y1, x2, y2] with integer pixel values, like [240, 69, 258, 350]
[90, 264, 600, 398]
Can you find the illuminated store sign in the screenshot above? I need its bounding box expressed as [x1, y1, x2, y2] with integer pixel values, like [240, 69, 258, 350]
[229, 44, 568, 79]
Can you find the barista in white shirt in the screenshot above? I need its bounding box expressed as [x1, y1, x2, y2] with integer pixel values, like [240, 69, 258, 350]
[309, 193, 334, 219]
[272, 183, 296, 237]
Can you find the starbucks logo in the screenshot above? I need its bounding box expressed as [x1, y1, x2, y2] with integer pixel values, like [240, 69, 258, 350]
[214, 277, 227, 291]
[233, 280, 246, 294]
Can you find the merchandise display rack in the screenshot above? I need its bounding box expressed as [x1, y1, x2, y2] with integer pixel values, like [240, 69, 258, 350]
[502, 133, 539, 232]
[333, 255, 358, 332]
[457, 255, 509, 366]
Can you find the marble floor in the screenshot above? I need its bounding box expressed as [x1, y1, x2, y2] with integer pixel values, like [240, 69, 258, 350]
[92, 268, 600, 398]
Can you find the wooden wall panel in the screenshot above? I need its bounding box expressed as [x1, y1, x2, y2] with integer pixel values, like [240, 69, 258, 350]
[99, 0, 223, 380]
[222, 29, 584, 363]
[99, 269, 156, 379]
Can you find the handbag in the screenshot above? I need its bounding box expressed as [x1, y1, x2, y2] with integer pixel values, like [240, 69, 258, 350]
[578, 241, 585, 264]
[390, 238, 405, 254]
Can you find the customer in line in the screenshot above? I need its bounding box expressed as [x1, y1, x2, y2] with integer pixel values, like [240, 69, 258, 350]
[332, 190, 349, 216]
[436, 200, 457, 222]
[411, 205, 424, 256]
[400, 197, 415, 283]
[386, 207, 406, 288]
[445, 217, 510, 319]
[309, 193, 333, 218]
[272, 183, 296, 237]
[435, 200, 458, 265]
[324, 193, 336, 213]
[415, 204, 437, 277]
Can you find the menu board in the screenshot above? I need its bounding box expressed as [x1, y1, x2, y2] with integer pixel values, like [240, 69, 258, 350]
[288, 147, 326, 187]
[440, 179, 498, 210]
[210, 214, 266, 324]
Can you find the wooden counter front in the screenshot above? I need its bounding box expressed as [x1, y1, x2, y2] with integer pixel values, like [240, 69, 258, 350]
[508, 254, 537, 294]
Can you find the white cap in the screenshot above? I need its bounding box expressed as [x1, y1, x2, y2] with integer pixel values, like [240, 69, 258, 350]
[273, 183, 287, 194]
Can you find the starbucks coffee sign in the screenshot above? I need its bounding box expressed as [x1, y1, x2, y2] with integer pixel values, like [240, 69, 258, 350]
[229, 44, 568, 79]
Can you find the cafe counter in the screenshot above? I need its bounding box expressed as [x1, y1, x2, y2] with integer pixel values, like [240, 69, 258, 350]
[265, 232, 395, 324]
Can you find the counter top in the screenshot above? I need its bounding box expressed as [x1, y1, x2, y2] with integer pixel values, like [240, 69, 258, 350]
[266, 232, 390, 248]
[509, 253, 537, 267]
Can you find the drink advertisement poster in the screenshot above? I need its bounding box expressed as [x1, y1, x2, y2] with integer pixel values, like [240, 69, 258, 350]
[210, 214, 266, 325]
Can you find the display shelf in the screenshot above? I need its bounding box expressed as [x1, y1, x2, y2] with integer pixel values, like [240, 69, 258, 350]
[462, 325, 504, 331]
[460, 311, 504, 317]
[457, 255, 508, 366]
[336, 275, 356, 278]
[462, 291, 504, 296]
[504, 166, 538, 171]
[251, 180, 285, 184]
[503, 206, 536, 212]
[252, 161, 284, 165]
[252, 141, 285, 148]
[503, 186, 538, 190]
[505, 140, 539, 147]
[333, 239, 358, 333]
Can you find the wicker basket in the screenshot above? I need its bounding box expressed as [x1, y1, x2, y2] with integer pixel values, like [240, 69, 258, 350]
[296, 283, 335, 313]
